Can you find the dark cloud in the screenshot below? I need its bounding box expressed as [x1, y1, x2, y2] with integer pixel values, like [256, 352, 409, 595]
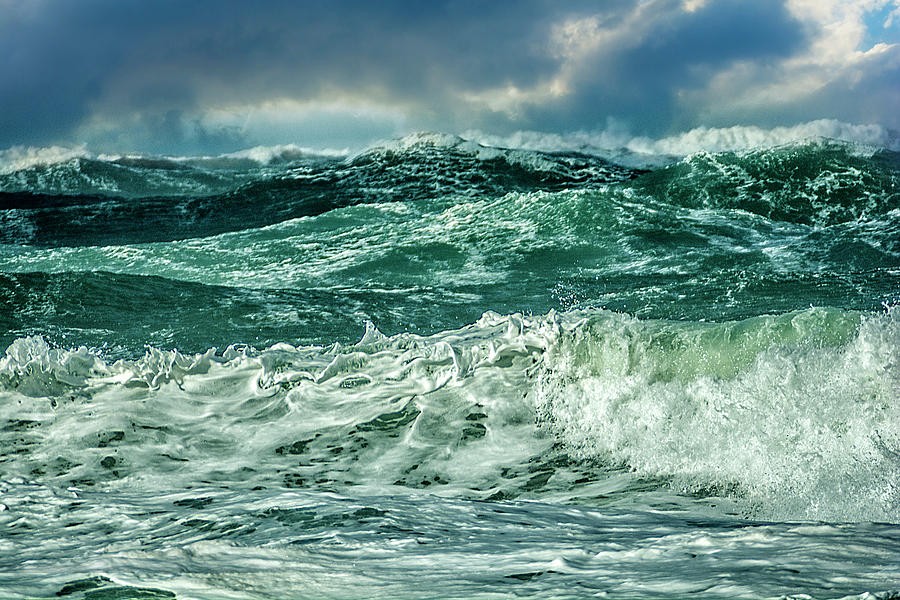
[0, 0, 896, 153]
[1, 0, 612, 146]
[516, 0, 809, 135]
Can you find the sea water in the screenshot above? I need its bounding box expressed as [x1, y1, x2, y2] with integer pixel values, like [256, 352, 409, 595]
[0, 133, 898, 599]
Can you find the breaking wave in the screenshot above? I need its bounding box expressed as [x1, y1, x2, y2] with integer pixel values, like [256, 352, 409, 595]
[2, 306, 898, 523]
[465, 119, 900, 164]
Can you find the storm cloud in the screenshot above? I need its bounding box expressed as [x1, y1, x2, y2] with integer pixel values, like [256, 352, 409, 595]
[1, 0, 898, 153]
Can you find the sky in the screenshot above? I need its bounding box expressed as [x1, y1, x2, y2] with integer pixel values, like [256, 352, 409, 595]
[1, 0, 899, 155]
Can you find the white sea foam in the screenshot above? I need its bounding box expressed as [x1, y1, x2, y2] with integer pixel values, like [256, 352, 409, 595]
[2, 306, 898, 524]
[0, 145, 92, 175]
[3, 308, 900, 597]
[222, 143, 348, 161]
[0, 143, 349, 175]
[356, 132, 637, 185]
[464, 119, 900, 165]
[179, 144, 350, 169]
[2, 120, 895, 175]
[534, 307, 900, 523]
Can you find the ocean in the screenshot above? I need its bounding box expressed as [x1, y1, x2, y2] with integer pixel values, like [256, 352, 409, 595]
[1, 132, 898, 599]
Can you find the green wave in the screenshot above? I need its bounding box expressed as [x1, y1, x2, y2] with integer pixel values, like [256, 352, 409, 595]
[1, 306, 897, 522]
[631, 139, 900, 225]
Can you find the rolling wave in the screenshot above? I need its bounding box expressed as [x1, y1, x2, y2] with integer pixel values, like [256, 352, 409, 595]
[1, 136, 897, 357]
[2, 306, 897, 522]
[631, 139, 900, 226]
[2, 131, 900, 598]
[0, 134, 639, 247]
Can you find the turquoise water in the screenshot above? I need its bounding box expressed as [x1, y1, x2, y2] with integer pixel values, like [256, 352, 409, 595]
[1, 134, 899, 599]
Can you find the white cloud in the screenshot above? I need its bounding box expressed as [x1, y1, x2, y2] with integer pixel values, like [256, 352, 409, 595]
[199, 98, 408, 148]
[682, 0, 710, 12]
[887, 3, 900, 26]
[664, 0, 900, 130]
[458, 3, 656, 116]
[71, 97, 408, 154]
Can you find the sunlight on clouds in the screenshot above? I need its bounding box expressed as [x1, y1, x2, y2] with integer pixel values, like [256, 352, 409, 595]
[455, 13, 611, 116]
[460, 4, 654, 116]
[73, 97, 408, 153]
[787, 0, 899, 60]
[459, 80, 568, 117]
[196, 98, 409, 151]
[549, 5, 656, 60]
[682, 0, 710, 13]
[506, 0, 900, 131]
[200, 98, 407, 142]
[689, 0, 900, 118]
[550, 15, 607, 61]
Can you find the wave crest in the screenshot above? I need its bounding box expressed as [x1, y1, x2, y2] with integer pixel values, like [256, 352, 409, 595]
[3, 307, 899, 522]
[465, 119, 900, 165]
[631, 138, 900, 225]
[534, 307, 900, 522]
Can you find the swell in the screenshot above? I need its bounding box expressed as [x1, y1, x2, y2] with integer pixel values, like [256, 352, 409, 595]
[0, 270, 545, 358]
[0, 182, 345, 247]
[0, 137, 639, 248]
[2, 267, 897, 362]
[0, 271, 376, 357]
[2, 138, 897, 250]
[2, 180, 895, 347]
[1, 177, 896, 358]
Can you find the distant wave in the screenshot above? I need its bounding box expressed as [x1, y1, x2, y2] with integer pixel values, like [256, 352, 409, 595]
[0, 134, 639, 246]
[5, 121, 896, 177]
[0, 145, 93, 175]
[0, 143, 350, 175]
[464, 119, 900, 165]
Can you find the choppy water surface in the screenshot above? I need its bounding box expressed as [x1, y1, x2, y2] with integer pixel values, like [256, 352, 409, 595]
[1, 134, 899, 599]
